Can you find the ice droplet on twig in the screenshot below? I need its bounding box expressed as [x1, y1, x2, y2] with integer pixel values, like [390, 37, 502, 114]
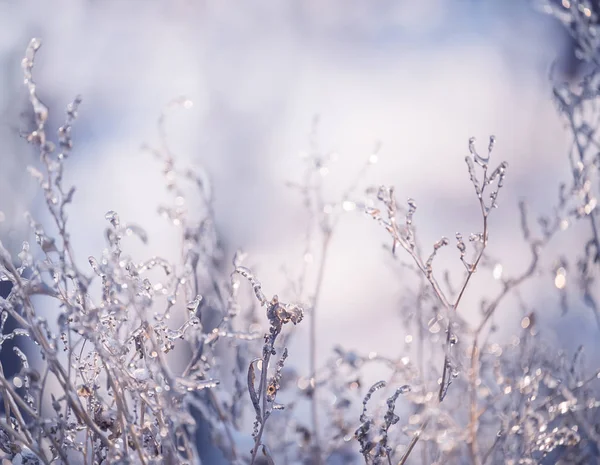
[105, 210, 120, 228]
[186, 295, 202, 313]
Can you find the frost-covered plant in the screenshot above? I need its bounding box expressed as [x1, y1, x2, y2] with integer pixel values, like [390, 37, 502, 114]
[3, 4, 600, 463]
[0, 39, 302, 465]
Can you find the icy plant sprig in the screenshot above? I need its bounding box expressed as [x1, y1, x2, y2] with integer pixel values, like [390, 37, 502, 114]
[235, 267, 303, 464]
[368, 136, 507, 398]
[2, 38, 246, 465]
[365, 136, 508, 462]
[354, 380, 411, 465]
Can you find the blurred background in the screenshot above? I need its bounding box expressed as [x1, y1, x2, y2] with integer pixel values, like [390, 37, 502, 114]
[0, 0, 597, 456]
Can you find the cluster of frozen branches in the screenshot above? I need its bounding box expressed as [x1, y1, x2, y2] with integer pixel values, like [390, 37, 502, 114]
[0, 39, 302, 465]
[2, 1, 600, 463]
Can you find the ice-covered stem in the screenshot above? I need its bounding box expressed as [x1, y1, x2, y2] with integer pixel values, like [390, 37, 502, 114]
[367, 136, 507, 463]
[425, 237, 449, 278]
[378, 385, 410, 464]
[367, 188, 451, 309]
[439, 136, 508, 402]
[369, 137, 507, 402]
[355, 380, 410, 464]
[355, 380, 386, 462]
[22, 38, 81, 252]
[235, 267, 303, 464]
[22, 41, 87, 310]
[21, 39, 48, 143]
